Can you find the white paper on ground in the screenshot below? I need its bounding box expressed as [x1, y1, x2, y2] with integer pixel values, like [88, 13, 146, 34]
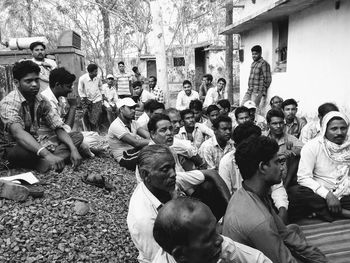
[0, 172, 39, 185]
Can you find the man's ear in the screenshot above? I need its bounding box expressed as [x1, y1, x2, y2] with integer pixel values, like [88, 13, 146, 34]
[172, 246, 186, 263]
[139, 169, 150, 182]
[258, 161, 267, 174]
[13, 79, 19, 87]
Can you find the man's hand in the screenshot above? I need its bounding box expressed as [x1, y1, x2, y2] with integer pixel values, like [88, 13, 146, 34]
[70, 148, 82, 169]
[44, 153, 65, 171]
[326, 191, 341, 214]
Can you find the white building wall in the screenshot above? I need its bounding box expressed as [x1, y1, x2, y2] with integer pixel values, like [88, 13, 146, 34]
[239, 0, 350, 119]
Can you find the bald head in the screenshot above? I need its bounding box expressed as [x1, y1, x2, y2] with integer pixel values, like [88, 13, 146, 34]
[153, 197, 216, 254]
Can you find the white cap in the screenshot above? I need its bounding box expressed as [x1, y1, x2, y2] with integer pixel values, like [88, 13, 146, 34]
[243, 100, 257, 109]
[116, 98, 137, 109]
[106, 74, 114, 79]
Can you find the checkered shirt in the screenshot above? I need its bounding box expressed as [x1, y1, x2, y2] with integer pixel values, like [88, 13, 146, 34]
[248, 57, 272, 92]
[151, 86, 164, 103]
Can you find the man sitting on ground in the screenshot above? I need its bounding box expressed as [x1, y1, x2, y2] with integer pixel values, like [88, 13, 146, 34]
[282, 98, 307, 138]
[300, 102, 339, 144]
[223, 135, 327, 263]
[189, 99, 206, 123]
[265, 109, 304, 188]
[0, 60, 83, 173]
[219, 122, 289, 223]
[216, 99, 231, 117]
[203, 78, 226, 108]
[108, 98, 150, 171]
[127, 145, 229, 263]
[132, 80, 155, 120]
[199, 74, 214, 101]
[153, 197, 272, 263]
[199, 115, 234, 169]
[243, 100, 267, 131]
[203, 104, 220, 130]
[175, 109, 214, 149]
[288, 111, 350, 222]
[175, 80, 199, 111]
[136, 99, 165, 131]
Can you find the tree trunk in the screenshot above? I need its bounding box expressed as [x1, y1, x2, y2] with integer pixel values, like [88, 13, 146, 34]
[150, 0, 169, 106]
[26, 0, 33, 37]
[99, 5, 113, 75]
[225, 2, 233, 105]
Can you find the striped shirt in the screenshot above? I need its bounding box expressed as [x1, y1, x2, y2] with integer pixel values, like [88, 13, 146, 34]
[116, 72, 132, 96]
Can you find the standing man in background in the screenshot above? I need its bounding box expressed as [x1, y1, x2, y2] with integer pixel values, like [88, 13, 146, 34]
[115, 61, 132, 98]
[242, 45, 272, 108]
[78, 63, 103, 132]
[29, 41, 57, 91]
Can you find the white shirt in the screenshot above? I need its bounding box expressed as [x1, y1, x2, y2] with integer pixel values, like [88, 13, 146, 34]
[78, 73, 103, 103]
[203, 87, 224, 108]
[300, 120, 321, 144]
[101, 84, 118, 108]
[175, 90, 199, 111]
[152, 235, 272, 263]
[219, 150, 289, 209]
[127, 175, 205, 263]
[140, 89, 156, 103]
[108, 117, 140, 161]
[136, 112, 150, 131]
[175, 123, 214, 149]
[31, 58, 57, 90]
[298, 137, 350, 199]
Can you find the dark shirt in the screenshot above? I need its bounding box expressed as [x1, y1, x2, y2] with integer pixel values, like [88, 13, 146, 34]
[248, 57, 272, 91]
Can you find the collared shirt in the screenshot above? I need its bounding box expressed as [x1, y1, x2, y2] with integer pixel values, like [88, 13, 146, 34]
[116, 72, 132, 96]
[248, 57, 272, 91]
[285, 117, 307, 138]
[199, 136, 235, 169]
[127, 175, 205, 263]
[0, 89, 64, 147]
[175, 123, 214, 149]
[136, 112, 150, 131]
[300, 120, 320, 144]
[223, 186, 327, 263]
[78, 73, 103, 103]
[218, 149, 289, 209]
[152, 235, 272, 263]
[203, 87, 224, 108]
[101, 84, 119, 108]
[265, 131, 304, 182]
[151, 86, 164, 103]
[203, 119, 213, 130]
[40, 88, 71, 135]
[298, 137, 350, 199]
[175, 90, 199, 111]
[108, 117, 140, 161]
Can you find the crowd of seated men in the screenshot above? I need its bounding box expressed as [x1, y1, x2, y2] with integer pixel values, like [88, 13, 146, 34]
[2, 58, 350, 263]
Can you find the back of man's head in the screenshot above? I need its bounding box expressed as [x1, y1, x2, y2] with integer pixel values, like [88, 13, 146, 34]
[132, 66, 138, 73]
[266, 108, 285, 123]
[235, 135, 279, 180]
[189, 99, 203, 112]
[49, 67, 76, 88]
[13, 60, 40, 81]
[148, 113, 170, 134]
[206, 105, 220, 115]
[132, 81, 142, 88]
[217, 99, 231, 112]
[150, 101, 165, 114]
[318, 102, 339, 119]
[87, 63, 98, 73]
[232, 122, 261, 145]
[153, 197, 211, 254]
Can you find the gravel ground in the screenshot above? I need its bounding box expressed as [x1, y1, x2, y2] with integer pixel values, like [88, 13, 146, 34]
[0, 155, 139, 263]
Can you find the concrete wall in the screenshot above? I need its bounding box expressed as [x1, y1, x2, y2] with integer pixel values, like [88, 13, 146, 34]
[239, 0, 350, 119]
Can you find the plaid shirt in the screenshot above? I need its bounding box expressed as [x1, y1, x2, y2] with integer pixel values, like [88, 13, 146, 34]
[151, 86, 164, 103]
[248, 57, 272, 92]
[285, 116, 307, 138]
[199, 136, 235, 169]
[0, 89, 64, 148]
